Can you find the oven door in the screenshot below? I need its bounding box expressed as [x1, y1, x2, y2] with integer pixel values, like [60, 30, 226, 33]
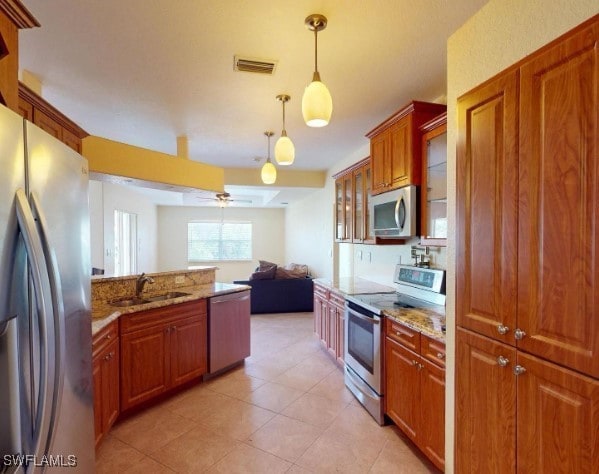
[344, 302, 382, 394]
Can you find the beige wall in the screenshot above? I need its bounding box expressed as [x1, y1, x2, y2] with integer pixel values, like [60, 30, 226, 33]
[89, 180, 158, 276]
[157, 206, 285, 283]
[445, 2, 598, 472]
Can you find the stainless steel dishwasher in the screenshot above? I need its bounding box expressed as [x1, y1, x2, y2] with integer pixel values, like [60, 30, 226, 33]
[208, 290, 251, 375]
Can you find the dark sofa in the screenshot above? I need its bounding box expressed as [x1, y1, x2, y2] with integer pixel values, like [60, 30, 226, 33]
[232, 277, 314, 314]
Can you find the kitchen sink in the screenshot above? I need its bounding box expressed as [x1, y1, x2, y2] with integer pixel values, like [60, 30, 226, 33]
[109, 297, 150, 307]
[144, 291, 191, 302]
[109, 291, 190, 307]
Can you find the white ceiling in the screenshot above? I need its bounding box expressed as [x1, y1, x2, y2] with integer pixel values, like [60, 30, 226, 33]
[18, 0, 487, 204]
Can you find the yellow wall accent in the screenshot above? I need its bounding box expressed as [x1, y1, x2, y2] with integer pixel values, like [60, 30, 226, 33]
[82, 135, 224, 192]
[224, 167, 326, 188]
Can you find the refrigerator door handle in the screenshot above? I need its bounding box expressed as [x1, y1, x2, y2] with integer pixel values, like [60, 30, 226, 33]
[30, 192, 65, 455]
[15, 189, 56, 465]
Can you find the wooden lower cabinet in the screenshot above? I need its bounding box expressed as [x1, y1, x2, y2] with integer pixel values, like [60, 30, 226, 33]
[92, 321, 120, 448]
[120, 300, 207, 411]
[384, 319, 445, 471]
[456, 327, 599, 473]
[313, 282, 345, 367]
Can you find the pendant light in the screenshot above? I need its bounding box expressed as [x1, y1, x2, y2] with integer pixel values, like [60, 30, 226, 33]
[302, 13, 333, 128]
[261, 131, 276, 184]
[275, 94, 295, 165]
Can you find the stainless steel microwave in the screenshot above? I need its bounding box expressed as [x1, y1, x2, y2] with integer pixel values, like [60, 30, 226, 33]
[370, 185, 417, 238]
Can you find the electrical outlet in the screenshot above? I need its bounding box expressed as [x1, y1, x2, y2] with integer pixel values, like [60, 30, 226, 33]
[175, 276, 185, 284]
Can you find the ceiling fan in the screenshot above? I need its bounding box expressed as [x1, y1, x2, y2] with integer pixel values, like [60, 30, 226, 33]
[196, 192, 252, 207]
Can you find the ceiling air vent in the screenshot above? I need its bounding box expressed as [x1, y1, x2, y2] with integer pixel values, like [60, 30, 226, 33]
[234, 55, 277, 75]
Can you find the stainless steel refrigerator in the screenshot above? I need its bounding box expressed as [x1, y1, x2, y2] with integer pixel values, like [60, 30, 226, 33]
[0, 104, 94, 472]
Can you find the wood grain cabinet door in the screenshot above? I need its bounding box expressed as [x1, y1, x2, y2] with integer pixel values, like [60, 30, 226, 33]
[385, 337, 420, 442]
[456, 69, 519, 344]
[455, 328, 517, 474]
[33, 108, 62, 140]
[371, 131, 390, 193]
[390, 116, 412, 188]
[120, 325, 169, 411]
[516, 351, 599, 474]
[170, 315, 207, 387]
[103, 339, 120, 431]
[517, 20, 599, 378]
[92, 356, 103, 446]
[420, 358, 445, 472]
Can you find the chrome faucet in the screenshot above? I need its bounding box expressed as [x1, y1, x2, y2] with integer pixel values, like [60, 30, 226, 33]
[135, 272, 154, 296]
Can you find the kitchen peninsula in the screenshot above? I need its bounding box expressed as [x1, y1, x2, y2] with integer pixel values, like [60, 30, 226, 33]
[90, 267, 251, 447]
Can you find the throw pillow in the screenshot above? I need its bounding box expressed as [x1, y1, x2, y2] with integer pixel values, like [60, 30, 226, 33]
[258, 260, 278, 271]
[285, 263, 309, 277]
[275, 266, 308, 279]
[250, 265, 276, 280]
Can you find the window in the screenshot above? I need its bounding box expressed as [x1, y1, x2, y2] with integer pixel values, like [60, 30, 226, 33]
[188, 221, 252, 262]
[114, 210, 137, 275]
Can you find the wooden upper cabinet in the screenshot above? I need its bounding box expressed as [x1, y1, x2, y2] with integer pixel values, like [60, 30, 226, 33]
[18, 82, 88, 153]
[516, 351, 599, 473]
[34, 108, 62, 139]
[370, 133, 389, 193]
[517, 20, 599, 378]
[0, 2, 39, 112]
[334, 157, 372, 244]
[455, 328, 517, 474]
[389, 116, 412, 187]
[366, 101, 446, 195]
[456, 70, 519, 344]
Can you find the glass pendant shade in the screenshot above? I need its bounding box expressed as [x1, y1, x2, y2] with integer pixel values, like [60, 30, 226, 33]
[302, 79, 333, 128]
[275, 134, 295, 165]
[261, 160, 276, 184]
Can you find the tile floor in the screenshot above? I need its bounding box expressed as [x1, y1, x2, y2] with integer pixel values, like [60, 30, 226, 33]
[96, 312, 441, 473]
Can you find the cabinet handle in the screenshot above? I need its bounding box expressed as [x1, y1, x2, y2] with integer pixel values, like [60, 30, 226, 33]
[497, 355, 510, 368]
[412, 360, 418, 366]
[513, 365, 526, 376]
[106, 334, 112, 340]
[436, 352, 445, 360]
[514, 329, 526, 340]
[497, 324, 509, 335]
[395, 331, 402, 337]
[104, 354, 110, 361]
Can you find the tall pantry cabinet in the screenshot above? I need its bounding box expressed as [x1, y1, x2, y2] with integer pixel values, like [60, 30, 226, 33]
[455, 16, 599, 473]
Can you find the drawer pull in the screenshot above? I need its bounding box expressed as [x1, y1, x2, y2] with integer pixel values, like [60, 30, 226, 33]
[497, 324, 509, 335]
[106, 334, 112, 339]
[497, 355, 509, 368]
[513, 365, 526, 376]
[436, 352, 445, 360]
[514, 328, 526, 340]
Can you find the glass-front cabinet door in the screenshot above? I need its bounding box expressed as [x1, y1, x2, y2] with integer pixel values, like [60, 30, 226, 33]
[343, 174, 352, 241]
[353, 167, 364, 242]
[335, 178, 344, 241]
[420, 113, 447, 246]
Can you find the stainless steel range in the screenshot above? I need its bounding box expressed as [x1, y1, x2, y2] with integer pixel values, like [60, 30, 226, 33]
[344, 264, 446, 425]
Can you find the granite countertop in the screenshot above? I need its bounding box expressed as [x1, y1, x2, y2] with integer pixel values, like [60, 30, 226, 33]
[383, 305, 446, 343]
[313, 277, 396, 296]
[313, 277, 445, 343]
[91, 282, 250, 335]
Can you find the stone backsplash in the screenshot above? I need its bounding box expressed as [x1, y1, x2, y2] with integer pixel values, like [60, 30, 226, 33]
[91, 267, 216, 304]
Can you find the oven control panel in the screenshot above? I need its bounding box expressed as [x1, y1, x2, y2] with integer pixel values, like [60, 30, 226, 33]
[394, 264, 445, 294]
